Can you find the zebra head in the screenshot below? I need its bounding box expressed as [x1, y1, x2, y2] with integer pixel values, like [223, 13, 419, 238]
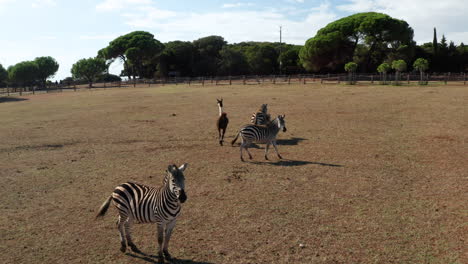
[217, 98, 223, 108]
[260, 104, 268, 113]
[166, 163, 188, 203]
[277, 115, 287, 132]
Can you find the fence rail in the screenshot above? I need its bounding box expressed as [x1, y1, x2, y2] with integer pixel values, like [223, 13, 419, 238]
[1, 73, 466, 96]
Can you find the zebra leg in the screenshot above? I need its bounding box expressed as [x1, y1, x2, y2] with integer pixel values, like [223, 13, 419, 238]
[240, 142, 245, 162]
[124, 219, 141, 253]
[245, 145, 253, 160]
[156, 224, 164, 261]
[117, 216, 127, 253]
[163, 219, 177, 260]
[272, 141, 282, 159]
[265, 143, 270, 160]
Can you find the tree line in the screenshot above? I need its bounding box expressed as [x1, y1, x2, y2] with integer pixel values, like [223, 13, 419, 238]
[1, 12, 467, 88]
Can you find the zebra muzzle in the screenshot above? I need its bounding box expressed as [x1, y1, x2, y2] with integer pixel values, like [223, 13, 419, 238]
[179, 189, 187, 203]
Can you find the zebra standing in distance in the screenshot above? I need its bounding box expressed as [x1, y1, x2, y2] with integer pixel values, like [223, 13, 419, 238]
[96, 163, 188, 262]
[216, 98, 229, 146]
[232, 115, 287, 161]
[250, 103, 271, 125]
[232, 103, 271, 145]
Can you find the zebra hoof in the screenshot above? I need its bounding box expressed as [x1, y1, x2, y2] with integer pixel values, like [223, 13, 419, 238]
[157, 253, 164, 262]
[129, 244, 141, 254]
[265, 156, 269, 160]
[278, 155, 283, 159]
[120, 245, 126, 253]
[163, 250, 172, 260]
[240, 157, 244, 162]
[219, 140, 223, 146]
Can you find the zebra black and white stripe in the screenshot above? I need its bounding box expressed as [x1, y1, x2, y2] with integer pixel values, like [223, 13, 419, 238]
[232, 115, 286, 161]
[96, 163, 188, 261]
[250, 104, 271, 125]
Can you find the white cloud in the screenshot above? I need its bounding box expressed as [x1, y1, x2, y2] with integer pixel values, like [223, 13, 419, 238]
[96, 0, 152, 11]
[222, 2, 254, 8]
[118, 2, 336, 44]
[285, 0, 305, 3]
[32, 0, 56, 8]
[337, 0, 468, 44]
[79, 34, 119, 40]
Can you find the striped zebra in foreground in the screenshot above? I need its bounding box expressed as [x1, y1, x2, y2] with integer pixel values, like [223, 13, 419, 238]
[96, 163, 188, 261]
[232, 115, 286, 161]
[250, 103, 271, 125]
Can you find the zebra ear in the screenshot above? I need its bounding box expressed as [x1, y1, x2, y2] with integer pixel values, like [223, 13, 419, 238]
[178, 163, 188, 172]
[168, 164, 176, 173]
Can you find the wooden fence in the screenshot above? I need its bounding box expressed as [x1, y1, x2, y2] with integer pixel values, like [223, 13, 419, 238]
[1, 73, 466, 97]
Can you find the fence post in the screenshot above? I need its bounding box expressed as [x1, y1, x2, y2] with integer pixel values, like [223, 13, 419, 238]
[7, 86, 9, 96]
[229, 76, 232, 85]
[243, 75, 246, 85]
[273, 75, 276, 84]
[202, 77, 204, 86]
[371, 75, 374, 84]
[288, 75, 291, 85]
[215, 77, 219, 85]
[20, 86, 23, 96]
[464, 73, 466, 85]
[407, 73, 410, 84]
[444, 73, 447, 85]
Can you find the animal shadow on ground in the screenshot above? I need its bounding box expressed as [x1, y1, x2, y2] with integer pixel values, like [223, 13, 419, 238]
[231, 137, 307, 148]
[0, 97, 28, 103]
[276, 137, 307, 145]
[252, 159, 344, 167]
[126, 252, 214, 264]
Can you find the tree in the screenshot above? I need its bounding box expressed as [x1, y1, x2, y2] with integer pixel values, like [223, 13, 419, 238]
[159, 41, 195, 76]
[8, 61, 38, 88]
[344, 62, 358, 84]
[300, 12, 414, 72]
[99, 31, 164, 79]
[71, 57, 107, 87]
[277, 45, 304, 74]
[34, 56, 59, 88]
[0, 63, 7, 87]
[391, 59, 407, 85]
[218, 46, 249, 76]
[413, 58, 429, 84]
[377, 62, 391, 84]
[244, 43, 278, 75]
[192, 36, 227, 76]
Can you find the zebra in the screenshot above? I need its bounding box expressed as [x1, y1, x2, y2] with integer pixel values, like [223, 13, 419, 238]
[96, 163, 188, 261]
[231, 115, 286, 161]
[232, 104, 271, 145]
[250, 103, 271, 125]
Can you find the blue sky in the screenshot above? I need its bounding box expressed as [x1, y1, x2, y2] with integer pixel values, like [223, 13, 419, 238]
[1, 0, 467, 80]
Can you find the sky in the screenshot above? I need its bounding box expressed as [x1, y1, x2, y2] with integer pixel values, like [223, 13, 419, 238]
[1, 0, 467, 80]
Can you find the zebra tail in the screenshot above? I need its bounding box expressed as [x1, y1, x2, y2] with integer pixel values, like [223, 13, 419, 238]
[96, 196, 112, 219]
[231, 131, 240, 146]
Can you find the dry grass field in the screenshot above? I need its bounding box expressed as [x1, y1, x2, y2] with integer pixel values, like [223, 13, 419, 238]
[0, 83, 467, 264]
